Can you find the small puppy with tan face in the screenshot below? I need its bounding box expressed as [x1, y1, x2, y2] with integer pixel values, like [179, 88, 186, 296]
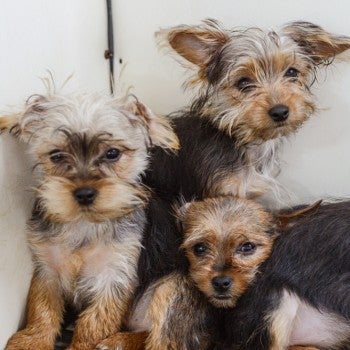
[1, 92, 178, 350]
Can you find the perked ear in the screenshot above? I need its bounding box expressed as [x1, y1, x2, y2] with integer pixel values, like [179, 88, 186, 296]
[0, 112, 23, 133]
[0, 95, 48, 142]
[175, 200, 193, 232]
[158, 19, 229, 69]
[275, 199, 322, 229]
[125, 99, 179, 151]
[283, 21, 350, 65]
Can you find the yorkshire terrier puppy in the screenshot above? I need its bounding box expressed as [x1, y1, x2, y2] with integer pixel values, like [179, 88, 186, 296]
[146, 20, 350, 201]
[219, 200, 350, 350]
[97, 197, 318, 350]
[1, 92, 178, 350]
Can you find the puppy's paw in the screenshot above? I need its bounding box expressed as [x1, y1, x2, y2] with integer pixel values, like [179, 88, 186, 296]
[6, 330, 53, 350]
[96, 332, 147, 350]
[67, 344, 94, 350]
[96, 335, 125, 350]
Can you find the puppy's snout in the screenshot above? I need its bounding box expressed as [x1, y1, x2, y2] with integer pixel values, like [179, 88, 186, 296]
[268, 104, 289, 122]
[212, 276, 233, 293]
[74, 187, 97, 206]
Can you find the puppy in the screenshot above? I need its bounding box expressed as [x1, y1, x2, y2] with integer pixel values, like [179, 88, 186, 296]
[219, 200, 350, 350]
[145, 20, 350, 201]
[97, 197, 319, 350]
[1, 92, 178, 350]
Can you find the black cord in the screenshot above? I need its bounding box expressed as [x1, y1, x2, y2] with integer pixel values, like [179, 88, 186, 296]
[105, 0, 114, 94]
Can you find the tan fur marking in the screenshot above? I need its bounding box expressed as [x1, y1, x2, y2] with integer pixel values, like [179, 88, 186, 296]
[0, 113, 23, 132]
[145, 277, 180, 350]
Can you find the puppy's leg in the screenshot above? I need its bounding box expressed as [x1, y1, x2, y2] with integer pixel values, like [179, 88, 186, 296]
[6, 273, 64, 350]
[68, 242, 139, 350]
[96, 331, 148, 350]
[289, 347, 319, 350]
[68, 292, 130, 350]
[145, 274, 208, 350]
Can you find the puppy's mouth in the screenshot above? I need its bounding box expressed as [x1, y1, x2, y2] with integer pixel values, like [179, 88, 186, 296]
[274, 121, 287, 128]
[214, 294, 232, 300]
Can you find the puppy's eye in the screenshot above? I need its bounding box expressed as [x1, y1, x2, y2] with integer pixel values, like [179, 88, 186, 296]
[236, 77, 254, 92]
[193, 243, 208, 256]
[237, 242, 256, 254]
[104, 148, 121, 162]
[49, 150, 65, 163]
[284, 67, 299, 78]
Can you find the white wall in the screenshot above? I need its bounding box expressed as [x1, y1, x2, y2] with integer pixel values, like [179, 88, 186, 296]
[0, 0, 109, 347]
[113, 0, 350, 204]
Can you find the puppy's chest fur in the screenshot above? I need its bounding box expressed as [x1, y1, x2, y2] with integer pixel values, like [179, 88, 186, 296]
[146, 114, 282, 200]
[27, 203, 146, 304]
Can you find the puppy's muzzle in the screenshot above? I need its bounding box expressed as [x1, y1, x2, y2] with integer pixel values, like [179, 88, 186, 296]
[74, 187, 97, 206]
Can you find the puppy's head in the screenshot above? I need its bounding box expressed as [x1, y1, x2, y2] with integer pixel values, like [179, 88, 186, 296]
[178, 196, 275, 308]
[160, 19, 350, 143]
[2, 93, 178, 223]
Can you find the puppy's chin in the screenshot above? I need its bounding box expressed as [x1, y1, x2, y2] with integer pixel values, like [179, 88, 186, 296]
[38, 177, 147, 223]
[208, 293, 238, 308]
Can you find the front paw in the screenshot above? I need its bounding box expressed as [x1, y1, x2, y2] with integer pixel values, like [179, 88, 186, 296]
[96, 332, 147, 350]
[67, 344, 94, 350]
[6, 330, 53, 350]
[96, 335, 126, 350]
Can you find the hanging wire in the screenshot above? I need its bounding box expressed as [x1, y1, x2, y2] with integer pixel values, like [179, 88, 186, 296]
[105, 0, 115, 94]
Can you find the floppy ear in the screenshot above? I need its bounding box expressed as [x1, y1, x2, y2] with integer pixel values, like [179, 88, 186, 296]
[283, 21, 350, 65]
[0, 95, 48, 142]
[126, 99, 179, 151]
[158, 19, 229, 72]
[275, 199, 322, 229]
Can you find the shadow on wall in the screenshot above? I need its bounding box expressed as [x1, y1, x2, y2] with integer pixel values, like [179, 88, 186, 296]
[0, 134, 34, 348]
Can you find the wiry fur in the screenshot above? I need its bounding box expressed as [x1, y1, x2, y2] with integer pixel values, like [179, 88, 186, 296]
[146, 19, 350, 202]
[1, 92, 178, 350]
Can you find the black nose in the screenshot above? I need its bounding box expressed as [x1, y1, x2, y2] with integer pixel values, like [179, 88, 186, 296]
[268, 104, 289, 122]
[212, 276, 233, 293]
[74, 187, 97, 205]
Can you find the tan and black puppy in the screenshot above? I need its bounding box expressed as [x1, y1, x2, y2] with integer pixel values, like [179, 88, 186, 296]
[145, 20, 350, 201]
[1, 92, 178, 350]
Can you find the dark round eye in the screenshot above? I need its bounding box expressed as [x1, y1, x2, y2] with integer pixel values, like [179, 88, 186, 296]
[238, 242, 256, 254]
[284, 67, 299, 78]
[49, 150, 65, 163]
[193, 243, 208, 256]
[104, 148, 121, 161]
[236, 77, 254, 91]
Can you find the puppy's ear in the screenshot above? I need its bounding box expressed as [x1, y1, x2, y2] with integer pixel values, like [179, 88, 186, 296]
[275, 199, 322, 229]
[1, 95, 48, 142]
[0, 112, 23, 134]
[158, 19, 229, 71]
[283, 21, 350, 65]
[126, 100, 179, 151]
[176, 201, 192, 223]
